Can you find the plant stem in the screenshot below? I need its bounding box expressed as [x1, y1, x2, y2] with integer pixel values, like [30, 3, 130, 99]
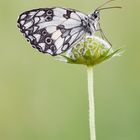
[87, 65, 96, 140]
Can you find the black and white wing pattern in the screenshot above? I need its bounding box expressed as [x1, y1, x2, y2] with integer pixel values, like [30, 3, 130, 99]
[17, 7, 88, 56]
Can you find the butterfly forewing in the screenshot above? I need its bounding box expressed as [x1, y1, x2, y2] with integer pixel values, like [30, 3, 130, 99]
[17, 7, 88, 55]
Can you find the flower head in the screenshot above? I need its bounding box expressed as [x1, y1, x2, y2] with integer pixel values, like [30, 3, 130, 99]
[55, 35, 122, 66]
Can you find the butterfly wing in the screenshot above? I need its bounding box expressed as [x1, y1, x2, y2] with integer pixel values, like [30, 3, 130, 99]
[17, 7, 88, 55]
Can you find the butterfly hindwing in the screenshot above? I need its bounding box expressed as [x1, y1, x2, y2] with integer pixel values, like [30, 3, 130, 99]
[17, 7, 88, 55]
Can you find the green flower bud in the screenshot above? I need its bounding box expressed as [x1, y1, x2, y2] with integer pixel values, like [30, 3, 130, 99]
[55, 35, 122, 66]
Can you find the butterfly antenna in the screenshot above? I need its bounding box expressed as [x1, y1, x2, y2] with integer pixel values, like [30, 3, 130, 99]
[96, 0, 115, 11]
[98, 6, 122, 11]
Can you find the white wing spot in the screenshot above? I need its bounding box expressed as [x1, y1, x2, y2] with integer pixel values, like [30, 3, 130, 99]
[47, 49, 53, 55]
[28, 36, 34, 41]
[20, 14, 26, 20]
[33, 34, 41, 42]
[70, 27, 82, 35]
[33, 26, 38, 32]
[69, 33, 78, 44]
[65, 35, 70, 41]
[39, 43, 46, 51]
[76, 11, 87, 19]
[36, 11, 45, 16]
[62, 19, 81, 29]
[34, 17, 40, 24]
[70, 12, 80, 21]
[53, 8, 66, 17]
[38, 19, 65, 29]
[20, 20, 25, 25]
[25, 31, 29, 35]
[46, 26, 57, 34]
[53, 16, 66, 22]
[55, 37, 64, 49]
[62, 44, 69, 51]
[24, 21, 33, 29]
[52, 30, 62, 40]
[29, 11, 37, 16]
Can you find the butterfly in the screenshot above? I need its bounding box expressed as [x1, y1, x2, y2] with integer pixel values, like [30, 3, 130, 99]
[17, 0, 121, 56]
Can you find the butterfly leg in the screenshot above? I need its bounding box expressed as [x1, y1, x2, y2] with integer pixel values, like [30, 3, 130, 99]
[97, 23, 112, 46]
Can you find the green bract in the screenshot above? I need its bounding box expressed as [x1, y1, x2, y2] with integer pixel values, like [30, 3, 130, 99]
[55, 35, 122, 66]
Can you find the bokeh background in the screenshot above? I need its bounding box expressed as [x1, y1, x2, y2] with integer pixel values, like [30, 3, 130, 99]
[0, 0, 140, 140]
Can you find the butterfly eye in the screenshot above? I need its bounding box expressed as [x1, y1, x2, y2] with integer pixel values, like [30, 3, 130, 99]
[45, 37, 52, 44]
[94, 14, 98, 18]
[46, 10, 53, 15]
[93, 11, 99, 19]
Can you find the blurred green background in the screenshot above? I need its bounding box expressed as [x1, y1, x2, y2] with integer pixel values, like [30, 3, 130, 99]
[0, 0, 140, 140]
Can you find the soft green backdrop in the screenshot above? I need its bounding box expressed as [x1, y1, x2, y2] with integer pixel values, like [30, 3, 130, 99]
[0, 0, 140, 140]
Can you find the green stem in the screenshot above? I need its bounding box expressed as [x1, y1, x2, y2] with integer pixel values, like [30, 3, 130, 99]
[87, 65, 96, 140]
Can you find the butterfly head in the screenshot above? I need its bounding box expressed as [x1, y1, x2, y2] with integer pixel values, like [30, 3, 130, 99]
[88, 10, 100, 33]
[92, 10, 100, 20]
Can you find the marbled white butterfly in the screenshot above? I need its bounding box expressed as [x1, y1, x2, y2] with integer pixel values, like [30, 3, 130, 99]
[17, 0, 121, 56]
